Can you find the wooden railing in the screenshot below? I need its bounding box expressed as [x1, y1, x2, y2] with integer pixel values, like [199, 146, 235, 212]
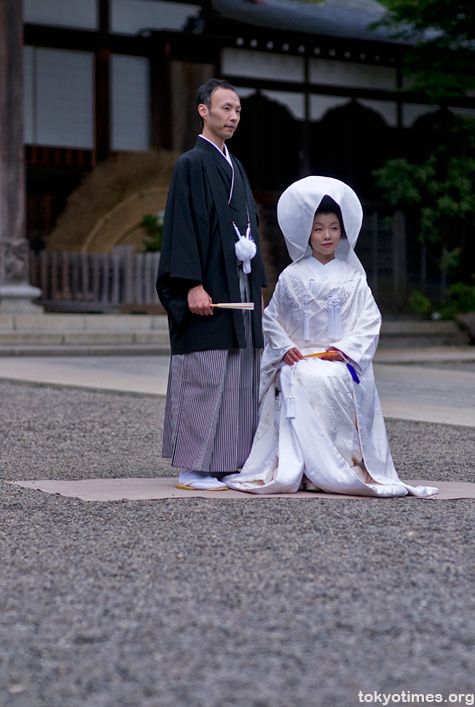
[29, 247, 163, 313]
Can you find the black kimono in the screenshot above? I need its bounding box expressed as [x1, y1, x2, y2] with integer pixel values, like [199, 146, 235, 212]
[156, 136, 267, 473]
[156, 137, 266, 354]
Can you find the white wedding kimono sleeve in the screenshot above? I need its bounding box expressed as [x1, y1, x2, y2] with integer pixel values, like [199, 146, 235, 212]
[330, 278, 381, 375]
[259, 278, 299, 399]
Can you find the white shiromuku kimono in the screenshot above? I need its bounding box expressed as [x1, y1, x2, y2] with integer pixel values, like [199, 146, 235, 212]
[225, 176, 438, 498]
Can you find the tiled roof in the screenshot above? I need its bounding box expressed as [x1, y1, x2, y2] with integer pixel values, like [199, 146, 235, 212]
[210, 0, 398, 43]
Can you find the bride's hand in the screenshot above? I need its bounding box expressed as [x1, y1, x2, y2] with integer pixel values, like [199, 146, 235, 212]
[283, 347, 303, 366]
[319, 348, 344, 362]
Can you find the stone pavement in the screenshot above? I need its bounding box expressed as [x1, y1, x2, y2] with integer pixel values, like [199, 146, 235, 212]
[1, 345, 475, 427]
[0, 313, 170, 355]
[1, 345, 475, 706]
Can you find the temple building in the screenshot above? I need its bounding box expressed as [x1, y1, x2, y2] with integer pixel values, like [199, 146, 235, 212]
[2, 0, 474, 312]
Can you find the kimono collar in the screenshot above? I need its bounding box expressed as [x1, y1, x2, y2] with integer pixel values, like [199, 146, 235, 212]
[305, 256, 341, 280]
[198, 134, 233, 167]
[277, 176, 366, 276]
[198, 135, 235, 203]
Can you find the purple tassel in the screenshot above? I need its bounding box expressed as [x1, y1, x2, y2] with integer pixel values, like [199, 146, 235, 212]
[346, 364, 360, 384]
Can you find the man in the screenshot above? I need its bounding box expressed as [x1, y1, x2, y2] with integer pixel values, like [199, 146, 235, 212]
[156, 78, 267, 490]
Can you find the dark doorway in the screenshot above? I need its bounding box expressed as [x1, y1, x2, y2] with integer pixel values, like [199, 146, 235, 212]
[230, 91, 301, 191]
[309, 99, 396, 200]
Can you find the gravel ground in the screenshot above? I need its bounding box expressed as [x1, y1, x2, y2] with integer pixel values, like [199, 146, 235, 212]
[1, 380, 474, 707]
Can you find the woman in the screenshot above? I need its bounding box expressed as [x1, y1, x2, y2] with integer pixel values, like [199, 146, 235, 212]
[225, 176, 437, 497]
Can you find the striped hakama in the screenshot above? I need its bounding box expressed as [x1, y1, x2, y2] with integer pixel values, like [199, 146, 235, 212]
[162, 270, 261, 472]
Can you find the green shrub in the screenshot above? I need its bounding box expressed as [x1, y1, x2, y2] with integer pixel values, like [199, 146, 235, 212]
[440, 281, 475, 319]
[142, 211, 164, 252]
[408, 289, 433, 317]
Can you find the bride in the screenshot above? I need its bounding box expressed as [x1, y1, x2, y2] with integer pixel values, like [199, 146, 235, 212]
[225, 176, 437, 498]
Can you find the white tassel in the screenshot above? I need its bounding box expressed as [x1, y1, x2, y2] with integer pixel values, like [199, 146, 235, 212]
[285, 369, 296, 419]
[285, 396, 296, 419]
[303, 294, 311, 341]
[302, 281, 314, 342]
[274, 392, 282, 428]
[327, 290, 341, 340]
[235, 236, 257, 273]
[233, 222, 256, 274]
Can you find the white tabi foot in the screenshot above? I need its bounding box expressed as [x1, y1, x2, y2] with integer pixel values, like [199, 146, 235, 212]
[175, 469, 228, 491]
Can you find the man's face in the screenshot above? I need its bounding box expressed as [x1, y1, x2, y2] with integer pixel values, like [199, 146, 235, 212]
[199, 87, 241, 144]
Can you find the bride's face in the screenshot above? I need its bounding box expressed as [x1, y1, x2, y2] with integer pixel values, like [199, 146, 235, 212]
[309, 212, 341, 264]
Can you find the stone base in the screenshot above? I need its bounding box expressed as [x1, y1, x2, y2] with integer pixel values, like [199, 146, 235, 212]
[0, 283, 43, 314]
[456, 312, 475, 344]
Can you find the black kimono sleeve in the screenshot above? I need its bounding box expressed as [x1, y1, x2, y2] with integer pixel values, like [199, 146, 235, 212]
[156, 154, 211, 326]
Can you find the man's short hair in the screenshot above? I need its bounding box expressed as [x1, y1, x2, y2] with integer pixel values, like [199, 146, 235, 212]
[195, 78, 237, 111]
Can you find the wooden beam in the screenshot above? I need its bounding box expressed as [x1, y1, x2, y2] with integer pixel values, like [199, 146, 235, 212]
[98, 0, 109, 34]
[0, 0, 28, 283]
[24, 24, 150, 55]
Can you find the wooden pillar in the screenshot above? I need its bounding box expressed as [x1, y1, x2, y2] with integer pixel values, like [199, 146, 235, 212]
[0, 0, 42, 311]
[150, 38, 173, 151]
[95, 0, 111, 163]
